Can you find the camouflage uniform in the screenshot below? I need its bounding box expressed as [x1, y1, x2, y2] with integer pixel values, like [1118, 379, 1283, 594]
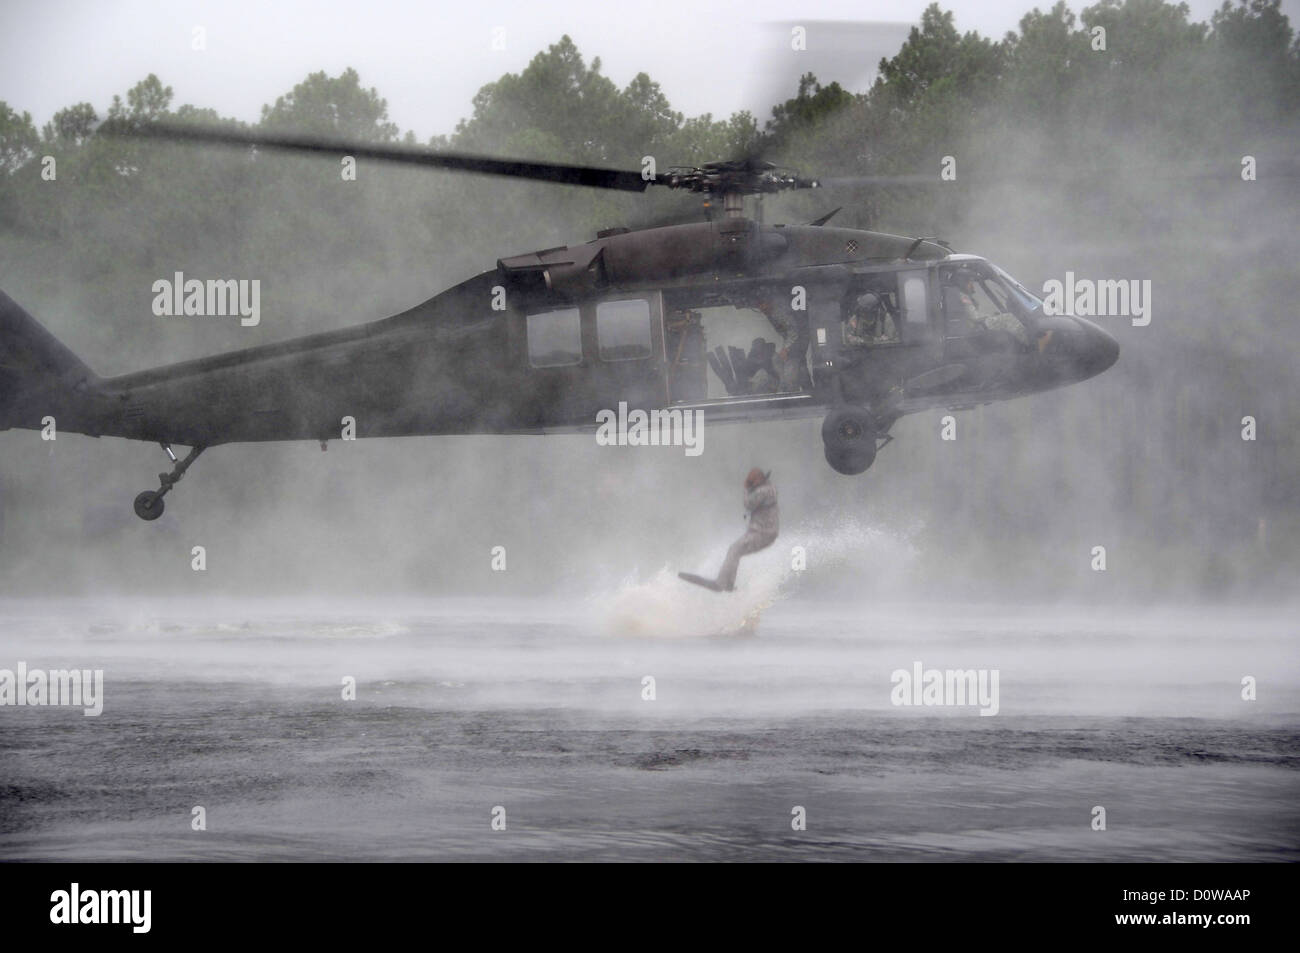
[762, 300, 796, 347]
[983, 310, 1029, 345]
[744, 338, 779, 393]
[715, 480, 779, 591]
[844, 292, 898, 347]
[758, 298, 809, 391]
[957, 286, 1028, 345]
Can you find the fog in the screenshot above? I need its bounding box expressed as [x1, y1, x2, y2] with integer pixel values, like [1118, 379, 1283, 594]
[1, 3, 1297, 611]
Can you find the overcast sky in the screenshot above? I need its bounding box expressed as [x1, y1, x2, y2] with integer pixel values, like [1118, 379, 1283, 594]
[2, 0, 1289, 141]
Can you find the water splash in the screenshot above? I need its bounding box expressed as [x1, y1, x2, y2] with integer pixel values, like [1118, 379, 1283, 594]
[592, 516, 918, 639]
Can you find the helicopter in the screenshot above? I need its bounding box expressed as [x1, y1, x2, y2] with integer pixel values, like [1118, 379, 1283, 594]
[0, 124, 1119, 521]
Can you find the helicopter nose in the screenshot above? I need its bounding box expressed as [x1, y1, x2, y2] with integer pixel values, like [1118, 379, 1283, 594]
[1070, 316, 1120, 380]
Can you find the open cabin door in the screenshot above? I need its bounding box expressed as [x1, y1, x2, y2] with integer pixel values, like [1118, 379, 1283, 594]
[658, 281, 827, 422]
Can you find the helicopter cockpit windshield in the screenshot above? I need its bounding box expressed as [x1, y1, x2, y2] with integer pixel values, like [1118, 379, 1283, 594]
[988, 263, 1045, 317]
[939, 260, 1040, 347]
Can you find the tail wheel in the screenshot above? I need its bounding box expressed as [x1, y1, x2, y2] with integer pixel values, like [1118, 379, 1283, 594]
[133, 491, 165, 521]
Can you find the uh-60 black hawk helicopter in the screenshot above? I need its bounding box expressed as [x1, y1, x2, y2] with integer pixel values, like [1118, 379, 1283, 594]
[0, 123, 1118, 521]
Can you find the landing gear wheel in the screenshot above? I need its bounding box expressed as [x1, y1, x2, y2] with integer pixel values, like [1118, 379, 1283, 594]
[824, 445, 875, 475]
[134, 490, 165, 521]
[131, 443, 207, 522]
[821, 406, 878, 475]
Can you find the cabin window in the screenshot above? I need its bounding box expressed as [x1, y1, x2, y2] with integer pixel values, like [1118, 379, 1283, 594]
[526, 307, 582, 367]
[596, 298, 652, 361]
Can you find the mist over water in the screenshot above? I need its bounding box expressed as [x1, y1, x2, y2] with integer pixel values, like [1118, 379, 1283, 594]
[2, 591, 1296, 861]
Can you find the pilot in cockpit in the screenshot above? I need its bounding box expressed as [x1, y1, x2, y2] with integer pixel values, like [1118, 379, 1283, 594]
[944, 269, 1030, 346]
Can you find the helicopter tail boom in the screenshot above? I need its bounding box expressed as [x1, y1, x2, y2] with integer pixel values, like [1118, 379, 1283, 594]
[0, 289, 100, 432]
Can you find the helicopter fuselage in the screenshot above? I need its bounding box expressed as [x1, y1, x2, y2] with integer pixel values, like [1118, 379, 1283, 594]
[5, 219, 1119, 473]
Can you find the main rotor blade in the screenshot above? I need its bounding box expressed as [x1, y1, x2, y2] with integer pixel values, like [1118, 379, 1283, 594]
[118, 123, 653, 193]
[816, 173, 944, 187]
